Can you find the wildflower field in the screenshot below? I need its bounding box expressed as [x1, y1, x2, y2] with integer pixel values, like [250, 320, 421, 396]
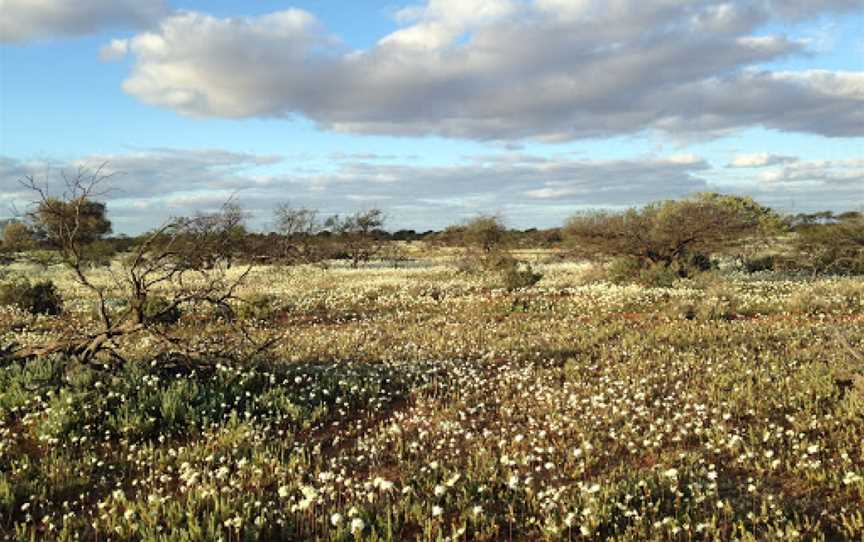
[1, 258, 863, 541]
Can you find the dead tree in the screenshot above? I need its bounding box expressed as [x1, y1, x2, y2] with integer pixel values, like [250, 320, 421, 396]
[2, 168, 281, 368]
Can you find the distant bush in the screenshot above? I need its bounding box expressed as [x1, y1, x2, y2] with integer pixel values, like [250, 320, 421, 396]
[81, 239, 118, 267]
[235, 293, 282, 321]
[606, 257, 680, 287]
[741, 255, 778, 273]
[501, 261, 543, 291]
[784, 214, 864, 275]
[0, 279, 63, 315]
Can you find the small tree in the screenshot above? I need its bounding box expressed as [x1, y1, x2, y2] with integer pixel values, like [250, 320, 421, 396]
[272, 203, 330, 265]
[325, 209, 386, 268]
[1, 221, 34, 252]
[787, 212, 864, 275]
[462, 215, 507, 253]
[3, 169, 278, 367]
[563, 193, 782, 279]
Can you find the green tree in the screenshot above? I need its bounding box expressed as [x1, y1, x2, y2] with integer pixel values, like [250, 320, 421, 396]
[1, 221, 34, 252]
[33, 197, 111, 246]
[563, 193, 782, 277]
[325, 209, 386, 268]
[462, 215, 507, 252]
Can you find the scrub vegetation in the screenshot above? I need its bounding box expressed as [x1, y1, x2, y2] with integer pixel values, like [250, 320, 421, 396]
[0, 171, 862, 541]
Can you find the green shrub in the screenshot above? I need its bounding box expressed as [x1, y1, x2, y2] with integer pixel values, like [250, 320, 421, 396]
[142, 296, 182, 325]
[81, 240, 117, 267]
[236, 293, 282, 321]
[606, 257, 644, 284]
[637, 263, 680, 288]
[742, 255, 778, 273]
[606, 255, 710, 287]
[501, 261, 543, 291]
[0, 279, 63, 315]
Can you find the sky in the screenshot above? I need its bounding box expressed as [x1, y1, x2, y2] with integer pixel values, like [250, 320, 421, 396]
[0, 0, 862, 234]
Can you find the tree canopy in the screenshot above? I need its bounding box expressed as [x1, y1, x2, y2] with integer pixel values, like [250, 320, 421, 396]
[562, 193, 783, 269]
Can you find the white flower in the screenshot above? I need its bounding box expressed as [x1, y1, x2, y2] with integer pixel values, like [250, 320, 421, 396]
[373, 477, 394, 491]
[432, 505, 443, 517]
[843, 472, 862, 485]
[807, 444, 819, 455]
[350, 517, 365, 534]
[434, 485, 446, 497]
[330, 513, 343, 527]
[472, 505, 483, 516]
[278, 486, 290, 499]
[663, 468, 679, 479]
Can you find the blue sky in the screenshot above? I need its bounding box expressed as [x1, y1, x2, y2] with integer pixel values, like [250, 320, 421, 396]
[1, 0, 862, 233]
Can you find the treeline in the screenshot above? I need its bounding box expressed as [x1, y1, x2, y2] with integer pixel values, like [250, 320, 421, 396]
[1, 180, 862, 281]
[0, 203, 563, 269]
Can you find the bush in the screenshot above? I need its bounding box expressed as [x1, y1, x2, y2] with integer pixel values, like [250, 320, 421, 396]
[501, 261, 543, 291]
[606, 257, 679, 287]
[0, 279, 63, 315]
[235, 294, 282, 321]
[785, 217, 864, 275]
[142, 296, 182, 325]
[665, 286, 740, 321]
[81, 240, 118, 267]
[606, 257, 645, 284]
[638, 264, 681, 288]
[742, 255, 777, 273]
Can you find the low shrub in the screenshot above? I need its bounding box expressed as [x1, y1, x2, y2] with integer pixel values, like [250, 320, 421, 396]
[0, 279, 63, 315]
[637, 263, 680, 288]
[236, 293, 282, 321]
[742, 255, 778, 273]
[142, 296, 182, 325]
[606, 256, 644, 284]
[501, 261, 543, 291]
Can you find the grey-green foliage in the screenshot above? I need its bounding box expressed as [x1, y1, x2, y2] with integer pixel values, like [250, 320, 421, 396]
[0, 278, 63, 315]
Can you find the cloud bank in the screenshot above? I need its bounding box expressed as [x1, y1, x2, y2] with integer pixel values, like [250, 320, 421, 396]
[0, 0, 168, 43]
[105, 0, 864, 141]
[3, 148, 860, 233]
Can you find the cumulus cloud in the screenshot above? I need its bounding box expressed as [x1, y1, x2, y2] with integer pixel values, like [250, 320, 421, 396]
[100, 39, 129, 61]
[757, 158, 864, 185]
[108, 0, 864, 141]
[716, 156, 864, 211]
[0, 0, 168, 43]
[728, 153, 799, 168]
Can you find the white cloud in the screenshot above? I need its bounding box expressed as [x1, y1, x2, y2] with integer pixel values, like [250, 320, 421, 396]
[728, 153, 799, 167]
[100, 39, 129, 61]
[757, 158, 864, 185]
[5, 149, 862, 232]
[0, 0, 168, 43]
[108, 1, 864, 142]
